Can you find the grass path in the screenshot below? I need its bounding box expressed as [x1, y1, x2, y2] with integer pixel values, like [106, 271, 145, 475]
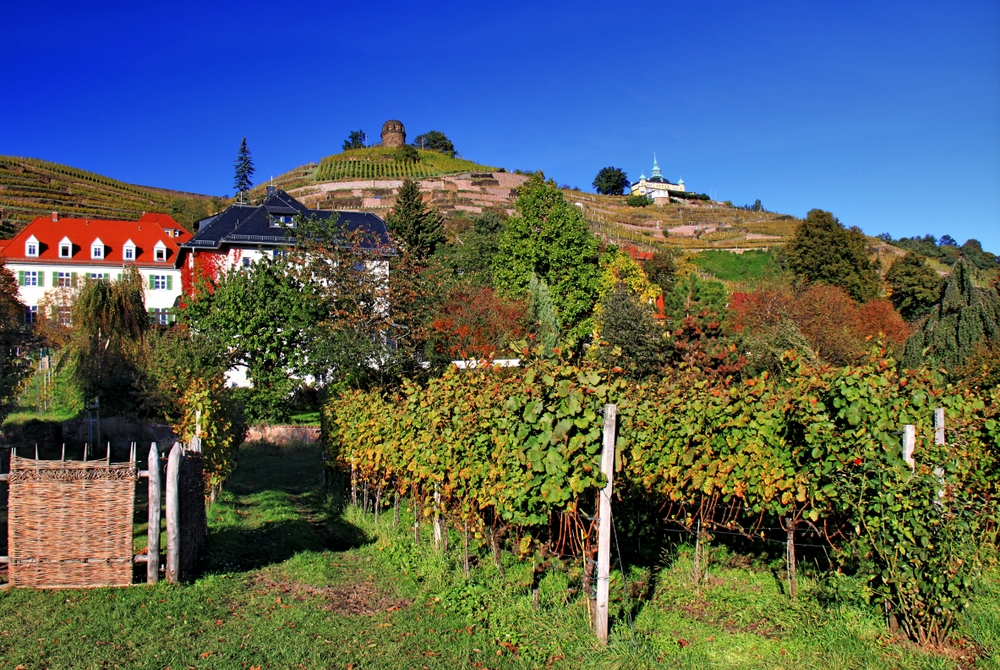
[1, 441, 998, 669]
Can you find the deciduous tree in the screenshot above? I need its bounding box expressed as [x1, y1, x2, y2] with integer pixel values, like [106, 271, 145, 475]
[0, 267, 31, 422]
[493, 173, 600, 342]
[592, 166, 630, 196]
[412, 130, 455, 157]
[885, 252, 942, 321]
[342, 129, 367, 151]
[784, 209, 880, 302]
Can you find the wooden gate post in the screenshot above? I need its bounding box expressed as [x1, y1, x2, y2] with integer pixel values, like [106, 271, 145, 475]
[165, 443, 182, 583]
[595, 404, 617, 643]
[147, 443, 161, 584]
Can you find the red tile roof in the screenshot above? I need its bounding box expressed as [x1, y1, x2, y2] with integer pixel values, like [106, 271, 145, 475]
[3, 213, 188, 267]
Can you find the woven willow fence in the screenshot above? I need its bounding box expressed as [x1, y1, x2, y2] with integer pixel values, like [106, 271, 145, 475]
[0, 442, 206, 589]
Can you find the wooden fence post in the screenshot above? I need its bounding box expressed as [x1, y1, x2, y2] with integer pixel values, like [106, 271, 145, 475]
[595, 403, 616, 644]
[903, 425, 916, 472]
[433, 485, 442, 549]
[935, 408, 945, 446]
[786, 518, 797, 600]
[147, 443, 161, 584]
[165, 442, 182, 583]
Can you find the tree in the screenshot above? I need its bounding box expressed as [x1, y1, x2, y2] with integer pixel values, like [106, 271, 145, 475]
[412, 130, 455, 157]
[885, 252, 942, 321]
[432, 210, 507, 287]
[527, 273, 559, 355]
[642, 251, 679, 294]
[902, 258, 1000, 371]
[386, 179, 445, 261]
[342, 129, 367, 151]
[592, 167, 630, 196]
[233, 138, 255, 201]
[427, 286, 527, 361]
[492, 173, 601, 342]
[784, 209, 880, 302]
[595, 282, 663, 378]
[394, 145, 419, 163]
[0, 267, 31, 422]
[65, 268, 149, 415]
[181, 257, 324, 423]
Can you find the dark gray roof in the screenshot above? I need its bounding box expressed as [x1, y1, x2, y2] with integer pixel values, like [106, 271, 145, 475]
[183, 189, 393, 254]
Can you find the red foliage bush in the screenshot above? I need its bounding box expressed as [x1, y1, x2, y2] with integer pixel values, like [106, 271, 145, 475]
[429, 287, 528, 361]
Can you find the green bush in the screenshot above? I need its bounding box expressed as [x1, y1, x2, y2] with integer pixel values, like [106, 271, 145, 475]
[626, 194, 652, 207]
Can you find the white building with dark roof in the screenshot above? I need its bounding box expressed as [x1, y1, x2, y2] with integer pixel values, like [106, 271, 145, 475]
[630, 154, 686, 201]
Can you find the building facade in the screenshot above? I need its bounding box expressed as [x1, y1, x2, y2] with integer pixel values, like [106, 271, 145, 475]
[1, 211, 190, 324]
[630, 154, 685, 201]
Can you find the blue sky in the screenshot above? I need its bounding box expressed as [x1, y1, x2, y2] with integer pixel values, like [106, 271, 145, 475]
[3, 1, 998, 251]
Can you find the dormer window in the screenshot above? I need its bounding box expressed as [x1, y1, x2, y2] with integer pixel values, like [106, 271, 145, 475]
[91, 238, 105, 260]
[25, 235, 39, 257]
[123, 239, 136, 261]
[153, 240, 167, 262]
[270, 215, 294, 228]
[59, 236, 72, 258]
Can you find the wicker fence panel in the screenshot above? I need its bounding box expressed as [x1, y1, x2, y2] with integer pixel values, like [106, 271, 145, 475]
[7, 455, 137, 588]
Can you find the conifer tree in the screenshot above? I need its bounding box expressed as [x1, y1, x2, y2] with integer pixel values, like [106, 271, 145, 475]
[595, 281, 663, 378]
[233, 138, 255, 202]
[527, 273, 559, 355]
[885, 252, 942, 321]
[902, 258, 1000, 371]
[785, 209, 880, 302]
[385, 179, 445, 261]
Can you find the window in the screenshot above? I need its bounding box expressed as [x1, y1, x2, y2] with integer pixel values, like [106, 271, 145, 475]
[89, 272, 106, 280]
[25, 235, 39, 257]
[18, 271, 40, 287]
[151, 275, 169, 290]
[92, 245, 103, 259]
[57, 307, 72, 326]
[148, 308, 172, 325]
[57, 272, 71, 287]
[26, 243, 38, 256]
[154, 242, 167, 262]
[60, 244, 71, 257]
[24, 305, 37, 324]
[270, 215, 294, 228]
[124, 246, 134, 260]
[242, 257, 251, 268]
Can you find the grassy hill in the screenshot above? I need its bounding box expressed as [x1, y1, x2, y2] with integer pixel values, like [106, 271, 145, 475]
[0, 156, 221, 235]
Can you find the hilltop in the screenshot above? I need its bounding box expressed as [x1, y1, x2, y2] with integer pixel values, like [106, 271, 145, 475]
[0, 156, 222, 235]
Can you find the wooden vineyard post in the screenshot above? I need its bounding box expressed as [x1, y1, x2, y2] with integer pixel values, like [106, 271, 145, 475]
[692, 518, 702, 584]
[935, 408, 945, 446]
[165, 443, 182, 583]
[433, 485, 442, 550]
[393, 492, 400, 529]
[903, 424, 916, 472]
[413, 483, 420, 545]
[595, 403, 616, 644]
[147, 443, 161, 584]
[786, 518, 797, 600]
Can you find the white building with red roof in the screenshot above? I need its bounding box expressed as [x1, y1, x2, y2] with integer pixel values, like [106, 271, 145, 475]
[1, 211, 190, 324]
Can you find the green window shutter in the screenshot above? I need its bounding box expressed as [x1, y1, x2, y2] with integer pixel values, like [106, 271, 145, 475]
[148, 276, 155, 290]
[147, 308, 154, 314]
[17, 271, 24, 286]
[117, 273, 122, 281]
[50, 305, 58, 319]
[166, 275, 173, 291]
[71, 272, 77, 286]
[52, 272, 58, 286]
[37, 272, 43, 287]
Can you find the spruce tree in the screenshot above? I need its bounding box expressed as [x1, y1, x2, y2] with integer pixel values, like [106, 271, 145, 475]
[233, 138, 255, 201]
[596, 281, 663, 378]
[902, 258, 1000, 371]
[385, 179, 445, 261]
[527, 273, 559, 355]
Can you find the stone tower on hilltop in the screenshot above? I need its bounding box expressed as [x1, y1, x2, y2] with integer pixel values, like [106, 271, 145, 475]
[381, 120, 406, 148]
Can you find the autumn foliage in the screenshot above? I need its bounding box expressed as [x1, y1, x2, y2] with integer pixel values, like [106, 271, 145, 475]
[429, 287, 527, 360]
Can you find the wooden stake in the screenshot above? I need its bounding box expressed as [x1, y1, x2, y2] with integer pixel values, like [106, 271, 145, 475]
[935, 408, 945, 446]
[165, 443, 182, 583]
[374, 484, 382, 524]
[786, 518, 797, 600]
[693, 518, 702, 584]
[413, 483, 419, 545]
[463, 520, 471, 579]
[903, 424, 916, 472]
[351, 459, 357, 506]
[147, 443, 161, 584]
[393, 492, 399, 529]
[433, 485, 442, 549]
[595, 403, 616, 644]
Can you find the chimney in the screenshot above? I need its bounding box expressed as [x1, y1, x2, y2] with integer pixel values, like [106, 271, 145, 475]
[266, 186, 276, 198]
[51, 211, 58, 222]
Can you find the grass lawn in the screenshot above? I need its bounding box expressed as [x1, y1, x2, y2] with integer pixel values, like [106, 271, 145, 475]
[1, 441, 997, 669]
[690, 250, 779, 283]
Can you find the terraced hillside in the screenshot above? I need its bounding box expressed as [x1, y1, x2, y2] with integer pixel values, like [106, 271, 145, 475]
[569, 191, 802, 254]
[0, 156, 219, 235]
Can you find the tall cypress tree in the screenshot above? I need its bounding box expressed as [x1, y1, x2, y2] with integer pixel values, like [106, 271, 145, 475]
[385, 179, 445, 261]
[902, 258, 1000, 371]
[233, 138, 255, 202]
